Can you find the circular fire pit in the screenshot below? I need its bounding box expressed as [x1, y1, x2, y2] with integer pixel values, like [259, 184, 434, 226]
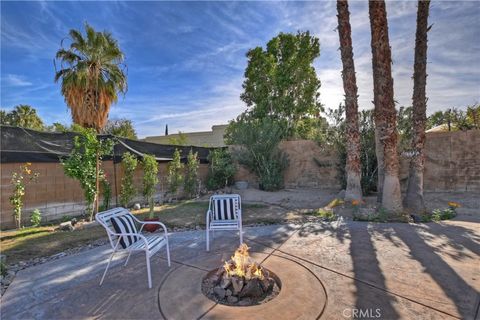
[201, 244, 282, 306]
[202, 267, 281, 306]
[158, 251, 327, 319]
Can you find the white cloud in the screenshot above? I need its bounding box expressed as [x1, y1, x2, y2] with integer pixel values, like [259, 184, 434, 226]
[3, 74, 32, 87]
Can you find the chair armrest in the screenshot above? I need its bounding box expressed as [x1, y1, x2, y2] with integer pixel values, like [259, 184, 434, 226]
[111, 232, 149, 247]
[206, 210, 213, 223]
[137, 220, 169, 236]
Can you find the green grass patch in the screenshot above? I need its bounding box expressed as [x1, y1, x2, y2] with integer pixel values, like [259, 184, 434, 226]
[305, 208, 336, 221]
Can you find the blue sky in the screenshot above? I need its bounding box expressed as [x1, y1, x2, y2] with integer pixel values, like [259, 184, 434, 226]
[1, 1, 479, 138]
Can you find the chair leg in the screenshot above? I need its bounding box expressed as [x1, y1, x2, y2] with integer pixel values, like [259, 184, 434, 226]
[100, 250, 116, 286]
[146, 252, 152, 289]
[206, 227, 210, 252]
[239, 227, 243, 245]
[124, 251, 132, 267]
[166, 238, 171, 267]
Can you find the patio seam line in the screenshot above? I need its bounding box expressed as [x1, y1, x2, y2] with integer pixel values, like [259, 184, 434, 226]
[249, 238, 462, 320]
[198, 224, 306, 319]
[474, 293, 480, 320]
[157, 263, 184, 320]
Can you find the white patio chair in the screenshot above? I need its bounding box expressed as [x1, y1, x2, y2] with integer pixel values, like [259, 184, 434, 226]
[206, 194, 243, 251]
[96, 207, 171, 288]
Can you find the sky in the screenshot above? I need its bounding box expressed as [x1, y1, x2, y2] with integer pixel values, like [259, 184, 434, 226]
[1, 1, 479, 138]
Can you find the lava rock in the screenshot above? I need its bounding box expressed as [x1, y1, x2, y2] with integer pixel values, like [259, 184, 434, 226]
[225, 289, 232, 297]
[227, 296, 238, 304]
[238, 298, 253, 306]
[239, 278, 263, 298]
[231, 277, 244, 295]
[220, 278, 231, 289]
[260, 277, 275, 292]
[213, 287, 226, 299]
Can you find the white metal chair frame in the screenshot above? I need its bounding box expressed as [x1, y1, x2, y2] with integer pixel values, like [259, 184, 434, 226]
[96, 207, 171, 289]
[206, 194, 243, 251]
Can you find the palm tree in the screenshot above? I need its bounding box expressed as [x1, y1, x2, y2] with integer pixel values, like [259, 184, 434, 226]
[369, 0, 403, 213]
[404, 0, 431, 214]
[337, 0, 362, 201]
[55, 23, 127, 131]
[8, 105, 45, 130]
[55, 23, 127, 214]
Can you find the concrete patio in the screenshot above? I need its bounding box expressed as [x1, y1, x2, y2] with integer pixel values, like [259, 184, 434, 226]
[1, 215, 479, 319]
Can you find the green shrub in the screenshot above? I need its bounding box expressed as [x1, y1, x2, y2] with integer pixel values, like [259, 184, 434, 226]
[30, 209, 42, 227]
[430, 208, 456, 221]
[9, 163, 39, 229]
[167, 149, 184, 196]
[184, 150, 199, 199]
[100, 177, 111, 211]
[142, 154, 159, 217]
[226, 118, 288, 191]
[61, 128, 113, 221]
[206, 149, 236, 190]
[120, 152, 138, 207]
[306, 208, 336, 221]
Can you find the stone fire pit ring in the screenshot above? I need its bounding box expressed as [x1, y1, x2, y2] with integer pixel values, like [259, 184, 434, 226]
[158, 252, 327, 319]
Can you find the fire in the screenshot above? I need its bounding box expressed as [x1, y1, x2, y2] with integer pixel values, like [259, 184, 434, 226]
[223, 244, 264, 280]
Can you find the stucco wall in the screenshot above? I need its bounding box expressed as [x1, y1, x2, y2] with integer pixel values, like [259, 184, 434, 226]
[235, 130, 480, 192]
[144, 125, 227, 147]
[0, 161, 209, 229]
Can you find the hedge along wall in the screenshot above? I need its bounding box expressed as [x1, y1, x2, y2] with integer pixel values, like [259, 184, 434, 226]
[235, 130, 480, 192]
[0, 161, 209, 230]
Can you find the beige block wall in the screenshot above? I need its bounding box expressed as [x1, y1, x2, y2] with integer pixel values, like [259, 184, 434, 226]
[0, 161, 209, 229]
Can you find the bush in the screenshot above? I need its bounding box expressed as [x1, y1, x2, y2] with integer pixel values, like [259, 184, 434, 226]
[9, 163, 39, 229]
[430, 208, 456, 221]
[120, 152, 138, 207]
[206, 149, 236, 190]
[226, 118, 288, 191]
[167, 149, 184, 196]
[61, 128, 113, 221]
[100, 177, 112, 211]
[142, 154, 159, 217]
[184, 150, 199, 199]
[30, 209, 42, 227]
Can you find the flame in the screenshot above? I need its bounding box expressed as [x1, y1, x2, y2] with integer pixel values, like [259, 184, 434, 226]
[223, 244, 264, 280]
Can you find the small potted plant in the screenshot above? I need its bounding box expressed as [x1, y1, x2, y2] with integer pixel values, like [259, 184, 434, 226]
[142, 154, 160, 232]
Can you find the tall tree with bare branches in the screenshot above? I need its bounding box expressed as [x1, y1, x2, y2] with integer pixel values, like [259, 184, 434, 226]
[337, 0, 362, 201]
[404, 0, 431, 213]
[369, 0, 403, 213]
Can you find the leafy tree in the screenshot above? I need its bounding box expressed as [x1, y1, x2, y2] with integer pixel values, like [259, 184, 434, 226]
[426, 105, 480, 131]
[9, 163, 39, 229]
[166, 149, 184, 196]
[100, 177, 112, 211]
[206, 149, 236, 190]
[397, 106, 413, 152]
[102, 119, 137, 140]
[226, 118, 288, 191]
[120, 152, 138, 207]
[47, 122, 70, 132]
[142, 154, 159, 217]
[238, 31, 322, 137]
[3, 105, 44, 130]
[1, 110, 10, 125]
[184, 150, 199, 199]
[62, 128, 113, 221]
[54, 22, 127, 131]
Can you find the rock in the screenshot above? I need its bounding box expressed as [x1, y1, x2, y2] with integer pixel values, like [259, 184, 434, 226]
[238, 298, 253, 306]
[70, 218, 78, 226]
[225, 289, 232, 297]
[227, 296, 238, 304]
[260, 277, 275, 292]
[133, 203, 141, 210]
[59, 221, 74, 231]
[231, 277, 244, 295]
[220, 278, 231, 289]
[239, 278, 263, 298]
[213, 287, 226, 299]
[0, 255, 6, 264]
[337, 190, 346, 199]
[81, 221, 98, 229]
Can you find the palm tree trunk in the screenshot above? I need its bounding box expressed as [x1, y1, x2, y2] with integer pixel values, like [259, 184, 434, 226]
[337, 0, 362, 201]
[404, 0, 430, 214]
[375, 126, 384, 202]
[369, 0, 403, 214]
